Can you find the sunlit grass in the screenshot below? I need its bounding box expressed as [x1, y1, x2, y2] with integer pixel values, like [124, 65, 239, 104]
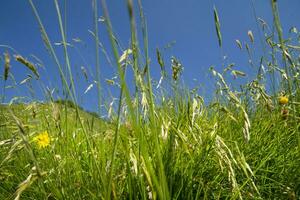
[0, 0, 300, 199]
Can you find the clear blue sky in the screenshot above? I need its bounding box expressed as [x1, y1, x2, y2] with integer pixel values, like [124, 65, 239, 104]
[1, 0, 300, 113]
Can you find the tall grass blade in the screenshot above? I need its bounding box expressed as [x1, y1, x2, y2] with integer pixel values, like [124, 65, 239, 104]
[92, 0, 102, 115]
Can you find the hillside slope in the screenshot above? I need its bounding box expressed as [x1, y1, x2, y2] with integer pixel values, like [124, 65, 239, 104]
[0, 99, 300, 199]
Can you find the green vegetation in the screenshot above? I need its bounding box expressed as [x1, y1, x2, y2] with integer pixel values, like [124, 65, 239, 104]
[1, 0, 300, 199]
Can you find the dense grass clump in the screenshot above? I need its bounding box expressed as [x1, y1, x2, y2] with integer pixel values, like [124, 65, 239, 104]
[1, 0, 300, 199]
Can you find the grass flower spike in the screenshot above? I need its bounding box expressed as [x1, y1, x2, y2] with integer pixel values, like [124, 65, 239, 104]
[33, 131, 50, 149]
[278, 96, 288, 105]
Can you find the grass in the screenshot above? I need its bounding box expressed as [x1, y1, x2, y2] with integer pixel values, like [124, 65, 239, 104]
[1, 0, 300, 199]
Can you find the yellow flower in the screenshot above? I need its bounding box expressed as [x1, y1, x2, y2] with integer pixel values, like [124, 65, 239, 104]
[278, 96, 289, 105]
[33, 131, 50, 148]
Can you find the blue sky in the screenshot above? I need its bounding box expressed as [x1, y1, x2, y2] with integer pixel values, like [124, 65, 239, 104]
[1, 0, 300, 113]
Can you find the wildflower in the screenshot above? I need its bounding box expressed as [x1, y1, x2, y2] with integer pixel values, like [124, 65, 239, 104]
[33, 131, 50, 148]
[278, 96, 288, 105]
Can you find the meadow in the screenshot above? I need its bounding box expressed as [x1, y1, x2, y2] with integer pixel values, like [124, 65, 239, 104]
[0, 0, 300, 199]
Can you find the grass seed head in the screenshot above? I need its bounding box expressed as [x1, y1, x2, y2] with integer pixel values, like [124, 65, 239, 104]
[247, 30, 254, 43]
[14, 55, 40, 79]
[171, 56, 183, 81]
[235, 39, 242, 49]
[4, 52, 10, 81]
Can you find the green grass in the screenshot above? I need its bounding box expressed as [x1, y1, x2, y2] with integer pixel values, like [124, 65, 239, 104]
[1, 97, 299, 199]
[1, 0, 300, 199]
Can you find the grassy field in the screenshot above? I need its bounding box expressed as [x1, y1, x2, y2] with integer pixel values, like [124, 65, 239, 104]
[1, 0, 300, 199]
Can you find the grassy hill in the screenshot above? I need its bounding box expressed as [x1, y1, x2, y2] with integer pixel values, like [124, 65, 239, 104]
[0, 101, 115, 199]
[0, 98, 299, 199]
